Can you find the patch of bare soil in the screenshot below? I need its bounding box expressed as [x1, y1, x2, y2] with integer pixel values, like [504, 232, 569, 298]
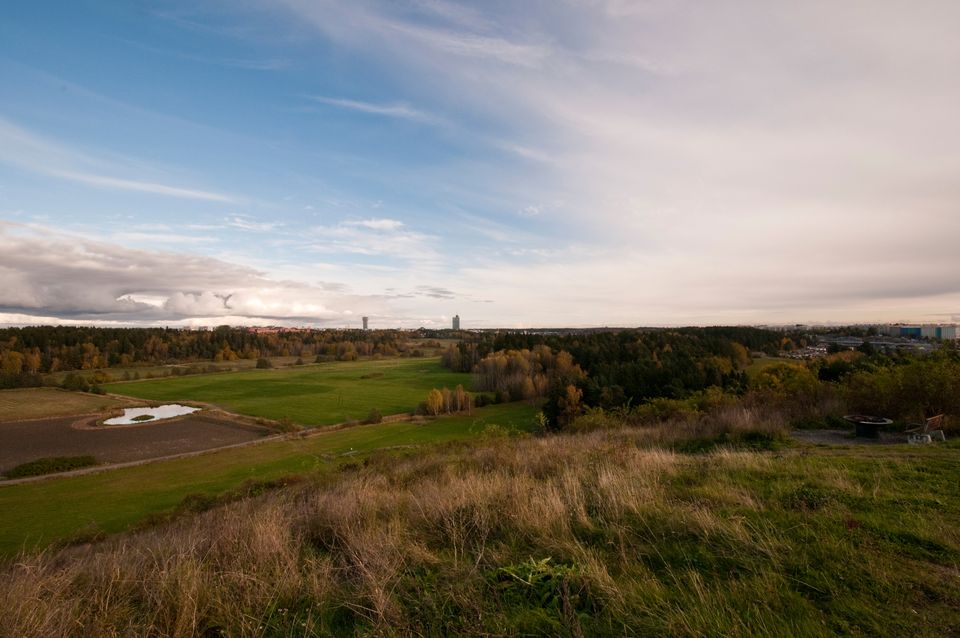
[791, 429, 908, 445]
[0, 415, 268, 474]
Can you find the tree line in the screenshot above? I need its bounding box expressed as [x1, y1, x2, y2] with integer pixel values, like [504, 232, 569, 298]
[0, 326, 416, 388]
[443, 327, 960, 430]
[441, 328, 775, 427]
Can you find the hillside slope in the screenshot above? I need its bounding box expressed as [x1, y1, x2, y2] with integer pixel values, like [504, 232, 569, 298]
[2, 423, 958, 637]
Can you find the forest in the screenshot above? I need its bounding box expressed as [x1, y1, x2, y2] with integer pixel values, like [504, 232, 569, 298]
[0, 326, 411, 388]
[441, 328, 960, 429]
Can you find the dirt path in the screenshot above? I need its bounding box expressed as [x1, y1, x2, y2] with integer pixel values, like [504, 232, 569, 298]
[791, 429, 909, 446]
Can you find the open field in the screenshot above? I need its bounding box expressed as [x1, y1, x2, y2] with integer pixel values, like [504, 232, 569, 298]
[1, 427, 957, 636]
[0, 402, 537, 556]
[0, 415, 268, 475]
[104, 357, 472, 425]
[42, 355, 313, 385]
[43, 350, 452, 386]
[0, 388, 136, 422]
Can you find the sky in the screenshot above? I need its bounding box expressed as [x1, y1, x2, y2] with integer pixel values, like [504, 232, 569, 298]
[1, 1, 959, 329]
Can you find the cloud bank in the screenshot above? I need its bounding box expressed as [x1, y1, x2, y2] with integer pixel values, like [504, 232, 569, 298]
[0, 223, 371, 324]
[2, 1, 960, 326]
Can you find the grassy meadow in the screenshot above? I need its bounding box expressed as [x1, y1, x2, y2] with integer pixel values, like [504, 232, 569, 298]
[42, 355, 313, 386]
[1, 422, 957, 637]
[0, 388, 136, 421]
[103, 357, 471, 425]
[0, 402, 538, 556]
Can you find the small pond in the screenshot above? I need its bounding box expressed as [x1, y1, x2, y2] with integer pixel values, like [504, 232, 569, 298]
[104, 404, 200, 425]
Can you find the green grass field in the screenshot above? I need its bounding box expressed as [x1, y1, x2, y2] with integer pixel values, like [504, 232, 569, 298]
[104, 357, 472, 425]
[4, 425, 957, 636]
[43, 355, 316, 385]
[0, 402, 538, 556]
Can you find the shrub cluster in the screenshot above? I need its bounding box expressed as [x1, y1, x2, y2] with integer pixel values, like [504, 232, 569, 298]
[5, 456, 97, 479]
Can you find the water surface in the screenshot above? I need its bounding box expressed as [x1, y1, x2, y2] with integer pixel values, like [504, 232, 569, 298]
[104, 404, 200, 425]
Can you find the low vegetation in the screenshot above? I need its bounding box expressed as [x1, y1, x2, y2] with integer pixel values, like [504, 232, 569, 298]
[1, 414, 956, 636]
[0, 402, 537, 556]
[4, 456, 97, 479]
[3, 327, 959, 636]
[444, 331, 960, 433]
[0, 388, 133, 422]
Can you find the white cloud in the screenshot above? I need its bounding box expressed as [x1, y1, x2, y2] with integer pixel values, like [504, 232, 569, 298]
[226, 215, 284, 232]
[164, 291, 233, 316]
[6, 3, 960, 326]
[0, 222, 387, 324]
[307, 96, 441, 124]
[260, 0, 960, 324]
[348, 218, 405, 231]
[277, 0, 551, 68]
[306, 218, 440, 266]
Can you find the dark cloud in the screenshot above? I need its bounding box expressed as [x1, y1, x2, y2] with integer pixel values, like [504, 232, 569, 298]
[415, 285, 456, 299]
[0, 223, 378, 324]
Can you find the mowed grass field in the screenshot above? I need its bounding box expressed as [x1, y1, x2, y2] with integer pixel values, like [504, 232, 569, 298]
[0, 388, 136, 422]
[0, 402, 538, 556]
[104, 357, 472, 425]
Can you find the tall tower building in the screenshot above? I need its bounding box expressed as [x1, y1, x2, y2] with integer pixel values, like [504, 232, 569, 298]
[452, 314, 460, 330]
[362, 316, 369, 330]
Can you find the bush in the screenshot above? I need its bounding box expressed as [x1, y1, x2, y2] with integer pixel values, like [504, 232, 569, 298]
[366, 408, 383, 424]
[843, 357, 960, 421]
[61, 372, 90, 392]
[568, 408, 622, 433]
[5, 456, 97, 478]
[474, 393, 494, 408]
[256, 358, 273, 369]
[275, 416, 300, 433]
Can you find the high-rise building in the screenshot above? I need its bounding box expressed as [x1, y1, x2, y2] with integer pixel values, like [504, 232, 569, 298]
[452, 314, 460, 330]
[362, 316, 369, 330]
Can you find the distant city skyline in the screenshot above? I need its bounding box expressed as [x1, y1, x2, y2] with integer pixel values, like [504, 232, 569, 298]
[2, 2, 959, 328]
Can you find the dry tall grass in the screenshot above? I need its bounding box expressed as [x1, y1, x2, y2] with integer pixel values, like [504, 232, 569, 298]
[1, 413, 957, 637]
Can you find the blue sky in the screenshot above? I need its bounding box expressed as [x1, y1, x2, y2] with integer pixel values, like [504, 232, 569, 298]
[2, 1, 959, 327]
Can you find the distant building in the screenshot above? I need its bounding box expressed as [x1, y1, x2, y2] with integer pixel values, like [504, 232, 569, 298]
[884, 324, 959, 339]
[362, 316, 369, 330]
[452, 314, 460, 330]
